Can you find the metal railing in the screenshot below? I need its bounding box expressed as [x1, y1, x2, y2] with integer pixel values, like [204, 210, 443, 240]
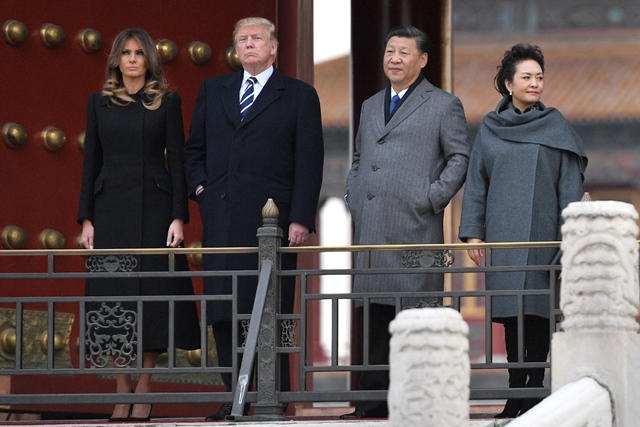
[0, 207, 561, 419]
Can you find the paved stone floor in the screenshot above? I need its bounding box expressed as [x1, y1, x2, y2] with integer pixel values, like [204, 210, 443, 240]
[0, 399, 509, 426]
[0, 405, 511, 427]
[0, 420, 509, 427]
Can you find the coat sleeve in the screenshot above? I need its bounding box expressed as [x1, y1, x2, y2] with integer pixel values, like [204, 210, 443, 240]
[428, 96, 471, 213]
[288, 86, 324, 233]
[183, 81, 209, 199]
[77, 94, 103, 224]
[459, 126, 489, 242]
[344, 102, 364, 212]
[164, 92, 190, 222]
[556, 150, 584, 239]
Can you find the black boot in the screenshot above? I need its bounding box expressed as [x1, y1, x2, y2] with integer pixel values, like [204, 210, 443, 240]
[495, 318, 527, 419]
[519, 316, 551, 415]
[494, 366, 527, 418]
[495, 398, 524, 419]
[520, 369, 544, 415]
[519, 397, 542, 415]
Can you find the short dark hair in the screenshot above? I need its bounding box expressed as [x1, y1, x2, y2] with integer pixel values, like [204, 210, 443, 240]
[494, 43, 545, 96]
[385, 25, 430, 54]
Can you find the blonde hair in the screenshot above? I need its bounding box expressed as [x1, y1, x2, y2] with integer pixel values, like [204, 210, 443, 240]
[102, 28, 167, 110]
[233, 17, 279, 60]
[233, 17, 278, 43]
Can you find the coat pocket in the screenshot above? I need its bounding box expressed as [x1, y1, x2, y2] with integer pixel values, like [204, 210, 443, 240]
[93, 174, 105, 195]
[153, 173, 173, 195]
[267, 188, 293, 207]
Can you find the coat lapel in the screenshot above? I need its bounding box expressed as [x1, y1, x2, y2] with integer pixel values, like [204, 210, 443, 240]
[370, 93, 387, 137]
[380, 79, 433, 137]
[237, 68, 284, 128]
[222, 72, 243, 127]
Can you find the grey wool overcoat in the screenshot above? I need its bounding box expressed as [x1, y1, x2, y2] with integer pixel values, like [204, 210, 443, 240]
[345, 78, 470, 307]
[459, 97, 588, 321]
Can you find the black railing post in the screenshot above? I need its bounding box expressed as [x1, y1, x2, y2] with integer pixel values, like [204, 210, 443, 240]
[252, 198, 285, 420]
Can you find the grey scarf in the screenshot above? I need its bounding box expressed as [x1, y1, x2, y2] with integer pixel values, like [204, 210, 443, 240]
[483, 96, 588, 176]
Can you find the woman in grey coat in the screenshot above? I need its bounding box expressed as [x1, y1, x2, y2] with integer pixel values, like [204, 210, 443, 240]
[459, 44, 587, 419]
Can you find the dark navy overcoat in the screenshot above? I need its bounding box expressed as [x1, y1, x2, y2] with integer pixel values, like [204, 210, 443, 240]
[184, 68, 324, 323]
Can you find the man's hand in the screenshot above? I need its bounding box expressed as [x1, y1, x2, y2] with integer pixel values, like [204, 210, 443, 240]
[288, 222, 309, 247]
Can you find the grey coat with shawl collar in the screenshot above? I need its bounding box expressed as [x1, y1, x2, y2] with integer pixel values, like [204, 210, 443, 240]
[345, 78, 470, 307]
[459, 96, 588, 320]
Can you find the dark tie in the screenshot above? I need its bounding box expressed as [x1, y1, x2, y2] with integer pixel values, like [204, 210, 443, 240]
[389, 94, 400, 114]
[240, 76, 258, 120]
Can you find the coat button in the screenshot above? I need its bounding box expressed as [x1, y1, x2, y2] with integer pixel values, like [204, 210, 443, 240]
[220, 192, 227, 199]
[372, 165, 379, 171]
[367, 194, 374, 200]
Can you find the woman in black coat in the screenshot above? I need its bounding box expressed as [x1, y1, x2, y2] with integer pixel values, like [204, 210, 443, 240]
[78, 28, 200, 422]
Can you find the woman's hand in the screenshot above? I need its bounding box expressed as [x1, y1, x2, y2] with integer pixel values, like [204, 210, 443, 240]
[166, 219, 184, 248]
[80, 219, 94, 249]
[466, 237, 485, 266]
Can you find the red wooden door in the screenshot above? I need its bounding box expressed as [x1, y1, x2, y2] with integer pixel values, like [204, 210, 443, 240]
[0, 0, 306, 418]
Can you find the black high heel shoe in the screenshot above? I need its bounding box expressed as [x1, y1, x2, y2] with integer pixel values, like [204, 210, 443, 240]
[109, 389, 134, 422]
[108, 404, 132, 422]
[129, 403, 153, 422]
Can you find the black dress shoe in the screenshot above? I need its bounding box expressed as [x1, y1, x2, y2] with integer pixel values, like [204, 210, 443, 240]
[205, 402, 233, 421]
[339, 404, 388, 419]
[205, 401, 256, 421]
[340, 409, 367, 419]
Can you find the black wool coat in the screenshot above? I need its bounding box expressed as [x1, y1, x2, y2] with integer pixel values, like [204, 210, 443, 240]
[78, 91, 200, 352]
[184, 68, 324, 324]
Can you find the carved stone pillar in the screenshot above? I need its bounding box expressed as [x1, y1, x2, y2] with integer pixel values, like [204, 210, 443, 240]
[552, 200, 640, 426]
[560, 200, 639, 332]
[388, 307, 469, 427]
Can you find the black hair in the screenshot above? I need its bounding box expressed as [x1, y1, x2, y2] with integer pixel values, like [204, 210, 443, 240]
[385, 25, 430, 54]
[494, 43, 544, 96]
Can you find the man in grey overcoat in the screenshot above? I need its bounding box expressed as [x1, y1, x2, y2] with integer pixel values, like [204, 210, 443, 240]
[342, 25, 471, 419]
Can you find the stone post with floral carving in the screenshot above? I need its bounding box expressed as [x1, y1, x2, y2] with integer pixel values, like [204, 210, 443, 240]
[387, 307, 470, 427]
[552, 200, 640, 426]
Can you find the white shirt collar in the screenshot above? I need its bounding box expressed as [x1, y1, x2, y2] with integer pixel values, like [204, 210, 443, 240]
[241, 66, 274, 101]
[391, 87, 409, 99]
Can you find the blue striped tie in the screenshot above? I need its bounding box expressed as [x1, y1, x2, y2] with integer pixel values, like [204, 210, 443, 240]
[240, 77, 258, 120]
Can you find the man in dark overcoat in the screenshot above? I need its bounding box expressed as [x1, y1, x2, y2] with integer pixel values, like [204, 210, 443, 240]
[183, 16, 324, 420]
[342, 25, 470, 418]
